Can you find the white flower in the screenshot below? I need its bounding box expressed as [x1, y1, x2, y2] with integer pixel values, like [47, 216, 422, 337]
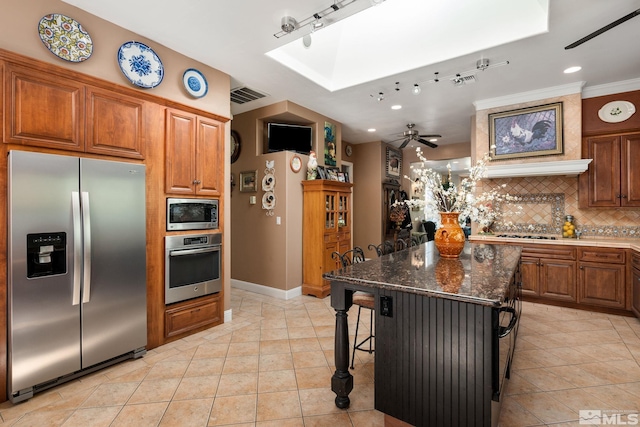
[403, 147, 521, 230]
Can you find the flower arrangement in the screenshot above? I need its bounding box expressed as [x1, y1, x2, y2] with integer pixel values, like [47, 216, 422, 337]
[405, 147, 521, 231]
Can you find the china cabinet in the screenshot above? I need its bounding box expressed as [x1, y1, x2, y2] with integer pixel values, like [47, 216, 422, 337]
[302, 180, 353, 298]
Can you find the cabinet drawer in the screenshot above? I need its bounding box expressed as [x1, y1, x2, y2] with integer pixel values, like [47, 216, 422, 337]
[578, 248, 625, 264]
[165, 296, 221, 338]
[521, 245, 576, 260]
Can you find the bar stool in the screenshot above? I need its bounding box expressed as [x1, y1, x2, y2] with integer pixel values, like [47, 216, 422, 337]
[330, 247, 375, 369]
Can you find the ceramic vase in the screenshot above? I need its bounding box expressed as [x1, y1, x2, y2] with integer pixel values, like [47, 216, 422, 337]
[434, 212, 465, 258]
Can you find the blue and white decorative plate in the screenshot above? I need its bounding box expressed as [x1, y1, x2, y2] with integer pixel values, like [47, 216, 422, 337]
[117, 41, 164, 89]
[38, 13, 93, 62]
[183, 68, 208, 98]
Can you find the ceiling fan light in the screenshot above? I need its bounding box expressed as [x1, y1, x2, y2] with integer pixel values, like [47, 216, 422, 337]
[412, 84, 421, 95]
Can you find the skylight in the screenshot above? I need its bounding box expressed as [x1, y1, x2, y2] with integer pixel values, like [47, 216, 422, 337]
[266, 0, 549, 92]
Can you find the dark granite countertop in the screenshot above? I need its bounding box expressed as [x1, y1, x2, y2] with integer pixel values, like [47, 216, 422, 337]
[323, 242, 522, 307]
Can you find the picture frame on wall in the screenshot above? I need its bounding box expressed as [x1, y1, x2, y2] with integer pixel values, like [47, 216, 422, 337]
[239, 170, 257, 192]
[386, 147, 402, 178]
[489, 102, 563, 160]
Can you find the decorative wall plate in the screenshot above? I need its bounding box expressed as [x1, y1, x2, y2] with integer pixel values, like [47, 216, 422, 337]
[231, 130, 241, 164]
[117, 41, 164, 88]
[262, 173, 275, 191]
[598, 100, 636, 123]
[262, 192, 276, 210]
[290, 155, 302, 173]
[183, 68, 208, 98]
[38, 13, 93, 62]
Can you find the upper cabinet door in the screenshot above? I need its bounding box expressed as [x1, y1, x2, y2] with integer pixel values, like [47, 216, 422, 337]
[621, 133, 640, 207]
[85, 86, 146, 159]
[580, 135, 620, 207]
[4, 63, 84, 150]
[165, 108, 197, 195]
[195, 117, 223, 197]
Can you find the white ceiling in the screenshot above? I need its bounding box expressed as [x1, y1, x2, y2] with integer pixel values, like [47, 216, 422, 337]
[62, 0, 640, 149]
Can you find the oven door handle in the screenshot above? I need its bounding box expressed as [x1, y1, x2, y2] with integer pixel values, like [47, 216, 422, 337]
[170, 246, 220, 257]
[498, 306, 518, 338]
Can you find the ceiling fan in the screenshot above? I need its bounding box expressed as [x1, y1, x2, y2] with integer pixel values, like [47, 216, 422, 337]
[390, 123, 441, 149]
[565, 7, 640, 49]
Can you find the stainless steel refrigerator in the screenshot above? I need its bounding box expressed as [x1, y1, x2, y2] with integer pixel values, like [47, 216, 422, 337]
[8, 150, 147, 403]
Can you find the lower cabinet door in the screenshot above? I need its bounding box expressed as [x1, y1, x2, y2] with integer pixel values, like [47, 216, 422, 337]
[578, 262, 626, 309]
[539, 259, 576, 302]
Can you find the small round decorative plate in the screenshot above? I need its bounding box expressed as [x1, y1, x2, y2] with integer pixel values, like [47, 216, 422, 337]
[598, 100, 636, 123]
[117, 41, 164, 89]
[262, 192, 276, 210]
[183, 68, 208, 98]
[38, 13, 93, 62]
[262, 173, 276, 191]
[290, 155, 302, 173]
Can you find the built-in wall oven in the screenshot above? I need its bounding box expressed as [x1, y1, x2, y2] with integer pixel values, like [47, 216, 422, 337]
[165, 233, 222, 304]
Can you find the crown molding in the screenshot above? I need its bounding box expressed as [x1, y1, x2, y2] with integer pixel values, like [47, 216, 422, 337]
[473, 81, 586, 111]
[484, 159, 592, 178]
[582, 77, 640, 99]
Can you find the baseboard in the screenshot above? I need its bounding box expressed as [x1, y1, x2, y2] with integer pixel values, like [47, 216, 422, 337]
[231, 279, 302, 300]
[224, 309, 232, 323]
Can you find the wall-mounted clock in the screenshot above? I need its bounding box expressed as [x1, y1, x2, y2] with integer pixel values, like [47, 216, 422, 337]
[345, 144, 353, 157]
[230, 130, 241, 163]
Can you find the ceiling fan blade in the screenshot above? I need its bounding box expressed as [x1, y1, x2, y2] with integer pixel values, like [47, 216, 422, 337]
[418, 134, 442, 138]
[398, 138, 410, 149]
[418, 138, 438, 148]
[565, 8, 640, 49]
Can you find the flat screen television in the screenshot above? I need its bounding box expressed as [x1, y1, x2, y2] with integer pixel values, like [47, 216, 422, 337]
[267, 123, 313, 155]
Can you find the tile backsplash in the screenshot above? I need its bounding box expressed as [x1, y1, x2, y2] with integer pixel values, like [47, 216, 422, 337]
[478, 176, 640, 238]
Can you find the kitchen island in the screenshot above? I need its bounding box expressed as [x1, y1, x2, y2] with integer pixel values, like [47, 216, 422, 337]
[324, 242, 522, 427]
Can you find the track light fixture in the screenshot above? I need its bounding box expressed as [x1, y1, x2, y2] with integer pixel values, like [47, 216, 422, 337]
[274, 0, 374, 38]
[412, 84, 421, 95]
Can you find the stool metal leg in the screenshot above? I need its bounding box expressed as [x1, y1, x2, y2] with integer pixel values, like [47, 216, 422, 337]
[350, 306, 362, 369]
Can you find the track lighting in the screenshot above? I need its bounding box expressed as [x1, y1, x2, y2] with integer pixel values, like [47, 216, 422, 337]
[412, 84, 421, 95]
[281, 16, 297, 33]
[274, 0, 361, 38]
[370, 92, 384, 101]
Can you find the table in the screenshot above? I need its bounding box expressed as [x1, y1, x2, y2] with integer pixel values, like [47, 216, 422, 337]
[324, 242, 522, 427]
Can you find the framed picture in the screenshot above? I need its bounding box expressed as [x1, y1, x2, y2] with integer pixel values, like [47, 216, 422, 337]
[337, 172, 346, 182]
[489, 102, 563, 160]
[316, 165, 327, 180]
[327, 167, 339, 181]
[324, 121, 337, 166]
[386, 147, 402, 178]
[239, 170, 257, 192]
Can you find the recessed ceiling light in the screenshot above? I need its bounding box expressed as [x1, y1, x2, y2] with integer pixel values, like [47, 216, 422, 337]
[428, 138, 438, 142]
[564, 66, 582, 74]
[368, 128, 376, 132]
[391, 105, 402, 110]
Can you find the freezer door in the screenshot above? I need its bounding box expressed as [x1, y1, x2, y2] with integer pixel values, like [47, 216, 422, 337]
[80, 158, 147, 367]
[8, 151, 81, 394]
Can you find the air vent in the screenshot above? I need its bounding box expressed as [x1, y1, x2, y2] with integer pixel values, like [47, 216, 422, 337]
[230, 86, 268, 104]
[450, 74, 476, 86]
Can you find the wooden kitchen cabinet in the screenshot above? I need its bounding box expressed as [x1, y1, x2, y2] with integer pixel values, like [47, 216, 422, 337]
[165, 108, 224, 196]
[4, 63, 146, 159]
[632, 251, 640, 318]
[302, 180, 353, 298]
[578, 247, 626, 309]
[521, 245, 577, 302]
[85, 86, 146, 159]
[4, 62, 84, 150]
[164, 293, 222, 339]
[579, 133, 640, 207]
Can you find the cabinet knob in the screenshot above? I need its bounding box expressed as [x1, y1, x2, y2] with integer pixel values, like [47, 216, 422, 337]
[193, 179, 201, 185]
[621, 194, 627, 199]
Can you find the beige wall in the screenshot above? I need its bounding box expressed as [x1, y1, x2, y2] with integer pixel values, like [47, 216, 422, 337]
[231, 101, 340, 291]
[352, 141, 384, 258]
[1, 0, 233, 309]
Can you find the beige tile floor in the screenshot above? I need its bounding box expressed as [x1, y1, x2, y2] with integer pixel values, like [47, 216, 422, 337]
[0, 289, 639, 426]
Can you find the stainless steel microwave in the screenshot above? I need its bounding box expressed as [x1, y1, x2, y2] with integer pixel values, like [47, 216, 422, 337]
[166, 198, 218, 231]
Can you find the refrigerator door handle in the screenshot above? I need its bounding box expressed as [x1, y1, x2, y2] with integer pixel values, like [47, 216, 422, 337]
[81, 192, 92, 304]
[72, 192, 82, 306]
